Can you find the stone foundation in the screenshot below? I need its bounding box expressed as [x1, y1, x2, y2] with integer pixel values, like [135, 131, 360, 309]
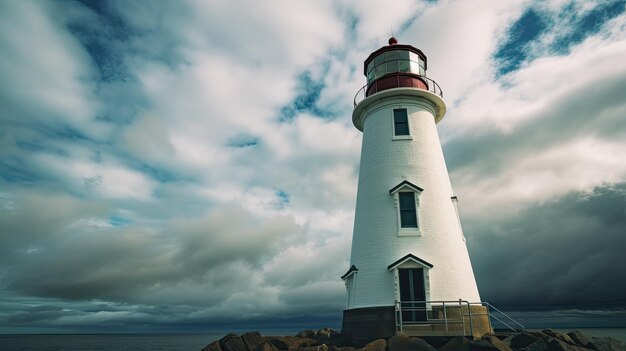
[342, 305, 493, 344]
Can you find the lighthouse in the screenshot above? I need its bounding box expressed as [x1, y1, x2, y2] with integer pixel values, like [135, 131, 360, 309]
[341, 38, 490, 341]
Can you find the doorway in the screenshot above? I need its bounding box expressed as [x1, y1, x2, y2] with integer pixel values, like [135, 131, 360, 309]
[399, 268, 426, 322]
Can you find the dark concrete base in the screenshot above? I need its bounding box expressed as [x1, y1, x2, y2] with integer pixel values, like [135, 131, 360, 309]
[341, 306, 396, 344]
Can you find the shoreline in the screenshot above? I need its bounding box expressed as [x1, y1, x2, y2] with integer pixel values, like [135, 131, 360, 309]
[201, 327, 626, 351]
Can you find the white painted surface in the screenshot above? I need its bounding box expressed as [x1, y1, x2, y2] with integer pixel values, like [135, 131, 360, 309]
[346, 89, 481, 309]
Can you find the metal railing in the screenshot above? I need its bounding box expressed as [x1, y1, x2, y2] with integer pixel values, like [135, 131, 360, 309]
[394, 300, 524, 336]
[354, 74, 444, 107]
[480, 302, 525, 332]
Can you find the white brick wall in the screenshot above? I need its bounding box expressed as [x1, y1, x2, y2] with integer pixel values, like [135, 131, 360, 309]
[348, 90, 481, 309]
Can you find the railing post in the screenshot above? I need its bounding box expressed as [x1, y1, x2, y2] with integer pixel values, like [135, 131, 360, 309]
[443, 301, 448, 332]
[485, 303, 493, 333]
[466, 301, 474, 337]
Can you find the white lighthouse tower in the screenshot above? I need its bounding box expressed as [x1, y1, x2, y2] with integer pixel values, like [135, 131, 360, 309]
[342, 38, 487, 341]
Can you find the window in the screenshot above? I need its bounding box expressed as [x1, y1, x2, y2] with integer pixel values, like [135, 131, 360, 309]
[390, 180, 423, 236]
[399, 192, 418, 228]
[366, 50, 427, 84]
[394, 109, 410, 136]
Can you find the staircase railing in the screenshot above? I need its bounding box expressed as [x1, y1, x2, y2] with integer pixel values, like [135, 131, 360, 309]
[477, 302, 525, 332]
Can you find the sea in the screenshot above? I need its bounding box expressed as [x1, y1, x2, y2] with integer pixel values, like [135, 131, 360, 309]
[0, 329, 625, 351]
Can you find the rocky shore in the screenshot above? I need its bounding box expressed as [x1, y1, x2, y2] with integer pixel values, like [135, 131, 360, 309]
[201, 328, 626, 351]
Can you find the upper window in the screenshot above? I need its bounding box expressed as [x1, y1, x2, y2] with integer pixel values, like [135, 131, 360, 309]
[394, 109, 410, 136]
[399, 192, 417, 228]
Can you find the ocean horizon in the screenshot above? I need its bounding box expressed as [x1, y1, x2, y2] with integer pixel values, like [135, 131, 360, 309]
[1, 328, 625, 351]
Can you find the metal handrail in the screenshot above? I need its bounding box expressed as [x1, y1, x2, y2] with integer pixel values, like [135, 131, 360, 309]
[354, 74, 444, 107]
[395, 299, 473, 336]
[478, 302, 525, 331]
[395, 300, 525, 336]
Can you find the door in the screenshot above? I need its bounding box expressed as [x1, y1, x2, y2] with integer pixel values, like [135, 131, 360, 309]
[399, 268, 426, 322]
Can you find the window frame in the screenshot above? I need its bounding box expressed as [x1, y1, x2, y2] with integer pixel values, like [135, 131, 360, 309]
[392, 108, 413, 140]
[390, 181, 423, 236]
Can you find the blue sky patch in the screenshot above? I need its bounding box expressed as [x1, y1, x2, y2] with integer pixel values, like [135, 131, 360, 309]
[275, 190, 290, 208]
[494, 9, 549, 76]
[227, 133, 260, 148]
[552, 0, 625, 53]
[279, 71, 332, 121]
[69, 1, 132, 82]
[108, 213, 132, 227]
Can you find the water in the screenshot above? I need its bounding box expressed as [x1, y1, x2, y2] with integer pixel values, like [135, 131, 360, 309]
[1, 329, 625, 350]
[0, 333, 222, 351]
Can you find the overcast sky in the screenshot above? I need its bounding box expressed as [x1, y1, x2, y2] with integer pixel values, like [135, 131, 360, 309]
[1, 0, 626, 334]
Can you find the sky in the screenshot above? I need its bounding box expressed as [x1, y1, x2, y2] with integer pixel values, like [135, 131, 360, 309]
[1, 0, 626, 334]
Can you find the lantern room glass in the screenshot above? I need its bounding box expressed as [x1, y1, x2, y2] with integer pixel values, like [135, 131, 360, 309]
[366, 49, 426, 84]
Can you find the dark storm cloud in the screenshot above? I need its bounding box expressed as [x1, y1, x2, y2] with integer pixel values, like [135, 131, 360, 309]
[2, 196, 301, 303]
[467, 183, 626, 309]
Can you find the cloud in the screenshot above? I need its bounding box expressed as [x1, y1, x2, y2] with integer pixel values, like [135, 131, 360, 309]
[467, 183, 626, 308]
[1, 0, 626, 333]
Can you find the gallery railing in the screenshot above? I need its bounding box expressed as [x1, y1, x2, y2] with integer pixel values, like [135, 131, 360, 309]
[354, 74, 444, 107]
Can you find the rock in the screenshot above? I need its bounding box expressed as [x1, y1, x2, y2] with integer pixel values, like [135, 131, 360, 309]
[439, 336, 471, 351]
[337, 347, 356, 351]
[203, 341, 223, 351]
[267, 337, 289, 350]
[546, 338, 571, 351]
[439, 335, 512, 351]
[361, 339, 386, 351]
[388, 334, 437, 351]
[542, 329, 576, 345]
[315, 328, 340, 343]
[518, 339, 547, 351]
[220, 334, 249, 351]
[589, 337, 626, 351]
[567, 331, 592, 348]
[254, 342, 278, 351]
[297, 330, 317, 339]
[482, 335, 514, 351]
[242, 332, 264, 351]
[299, 345, 328, 351]
[507, 332, 542, 350]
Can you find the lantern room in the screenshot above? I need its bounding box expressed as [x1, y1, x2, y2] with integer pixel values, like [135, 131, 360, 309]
[363, 37, 430, 97]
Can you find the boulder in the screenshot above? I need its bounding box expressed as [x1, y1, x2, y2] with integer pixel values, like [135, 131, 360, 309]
[315, 328, 340, 343]
[567, 331, 592, 348]
[542, 329, 576, 345]
[299, 345, 328, 351]
[519, 339, 548, 351]
[203, 341, 223, 351]
[254, 342, 278, 351]
[297, 330, 317, 339]
[506, 332, 542, 350]
[267, 337, 289, 350]
[546, 338, 572, 351]
[388, 334, 437, 351]
[220, 334, 249, 351]
[439, 336, 471, 351]
[362, 339, 386, 351]
[439, 335, 512, 351]
[481, 335, 514, 351]
[588, 337, 626, 351]
[242, 332, 264, 351]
